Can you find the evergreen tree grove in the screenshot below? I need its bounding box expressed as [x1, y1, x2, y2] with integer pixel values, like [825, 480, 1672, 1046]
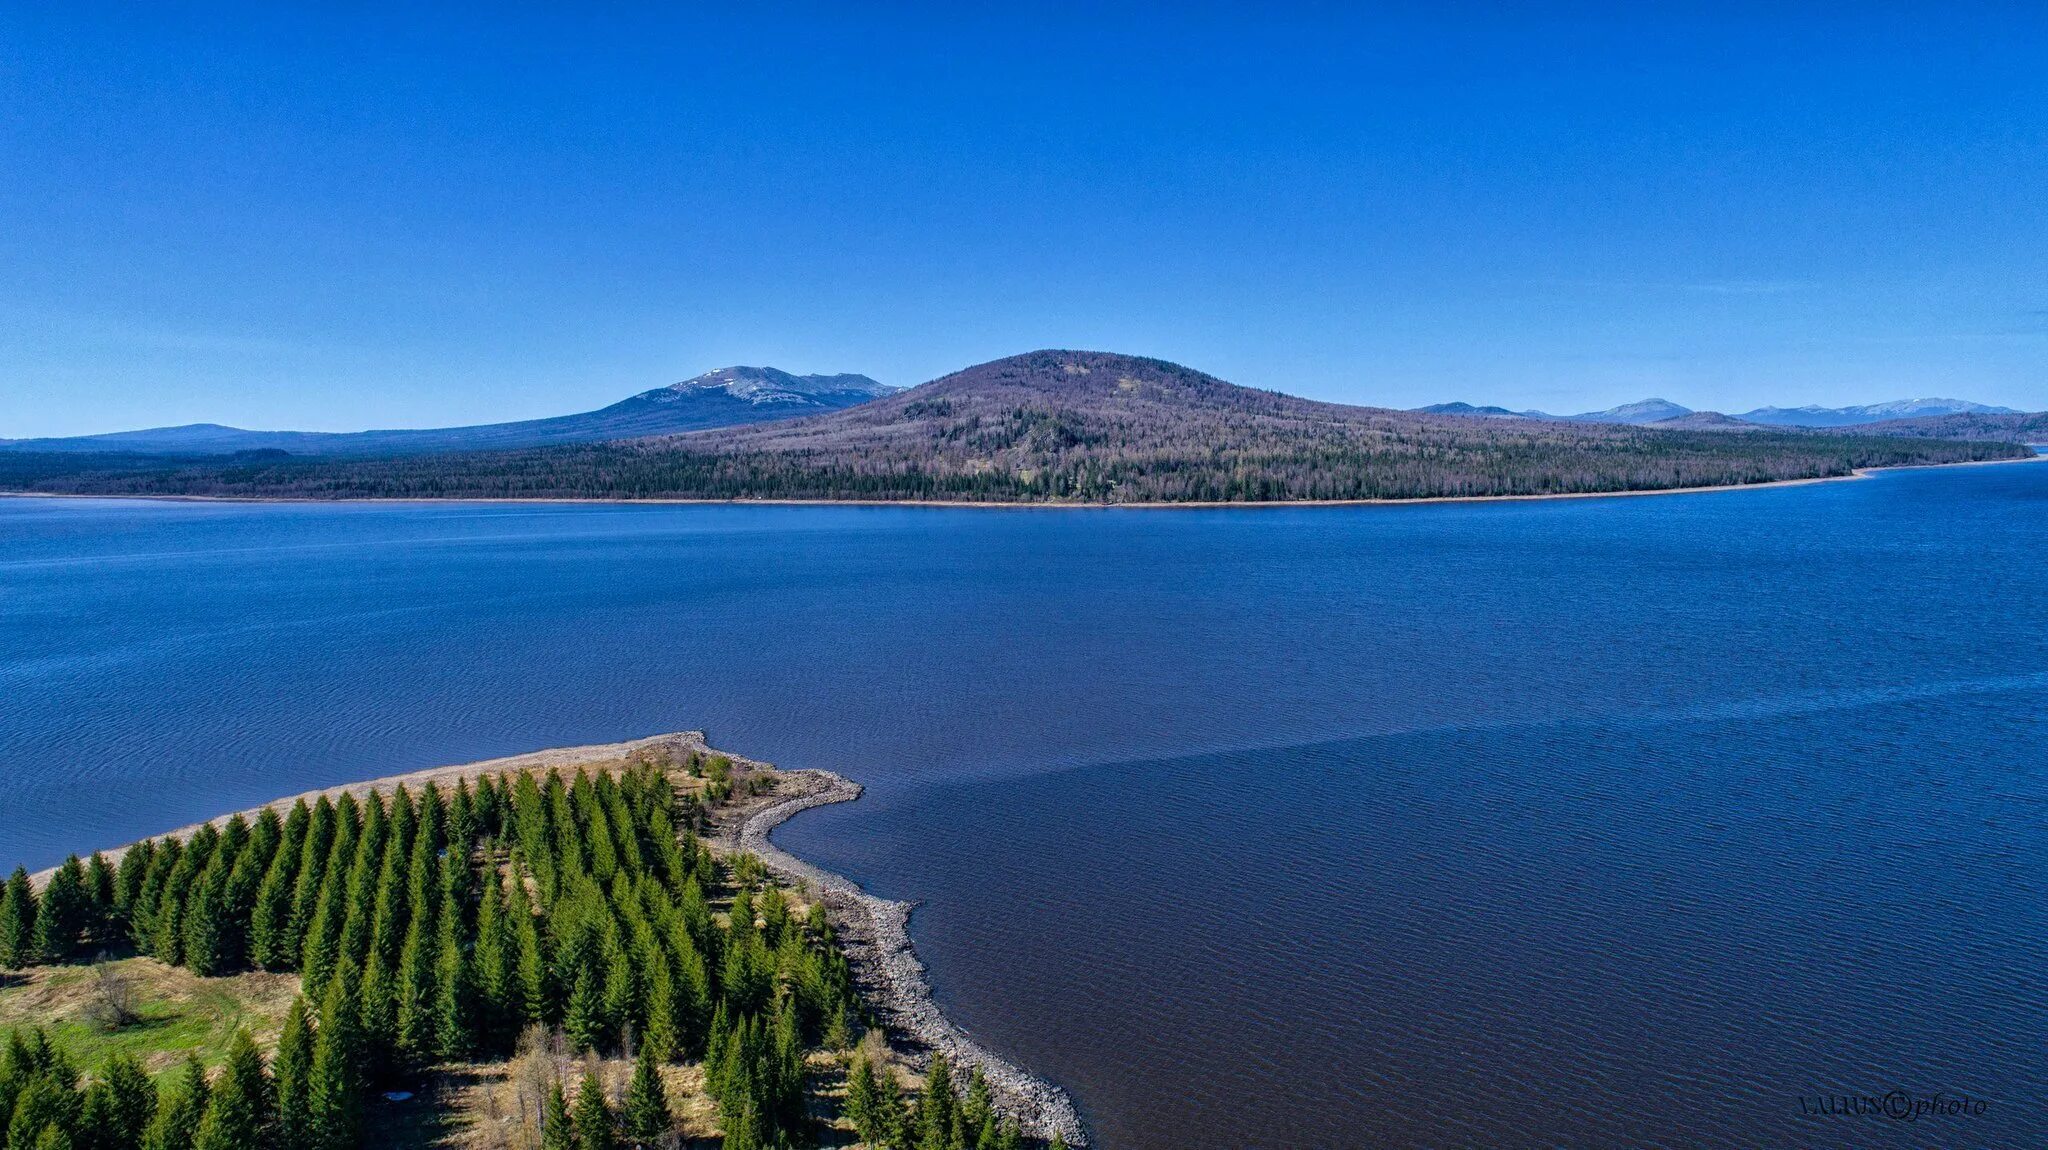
[0, 762, 920, 1150]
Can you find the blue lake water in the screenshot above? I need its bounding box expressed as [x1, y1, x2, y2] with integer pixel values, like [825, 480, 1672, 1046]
[2, 460, 2046, 1148]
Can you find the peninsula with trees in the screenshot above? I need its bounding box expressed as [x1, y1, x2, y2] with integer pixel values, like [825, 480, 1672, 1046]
[0, 733, 1082, 1150]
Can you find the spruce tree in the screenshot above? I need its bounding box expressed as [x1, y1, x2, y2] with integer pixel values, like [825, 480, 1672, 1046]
[449, 780, 477, 852]
[280, 799, 312, 871]
[147, 881, 183, 967]
[97, 1052, 156, 1150]
[215, 815, 251, 875]
[572, 1067, 617, 1150]
[342, 796, 386, 955]
[430, 897, 474, 1061]
[771, 1002, 805, 1137]
[639, 947, 679, 1064]
[140, 1056, 208, 1150]
[192, 1032, 269, 1150]
[178, 862, 228, 977]
[404, 839, 438, 947]
[0, 1030, 36, 1133]
[721, 1095, 763, 1150]
[217, 846, 263, 972]
[540, 1081, 574, 1150]
[393, 907, 437, 1070]
[6, 1075, 79, 1150]
[80, 1081, 122, 1150]
[83, 854, 116, 945]
[130, 839, 176, 950]
[601, 942, 637, 1050]
[960, 1067, 992, 1150]
[672, 934, 712, 1059]
[470, 869, 511, 1053]
[845, 1054, 881, 1147]
[622, 1042, 670, 1147]
[0, 868, 37, 969]
[511, 880, 550, 1028]
[915, 1054, 954, 1150]
[436, 842, 470, 930]
[249, 843, 297, 970]
[703, 1001, 730, 1086]
[387, 786, 417, 875]
[247, 809, 282, 880]
[307, 959, 366, 1150]
[298, 866, 346, 1003]
[112, 842, 154, 937]
[473, 775, 500, 840]
[873, 1061, 910, 1150]
[272, 998, 315, 1150]
[147, 838, 193, 970]
[417, 782, 447, 859]
[356, 946, 398, 1077]
[563, 966, 606, 1054]
[366, 845, 407, 972]
[284, 798, 337, 962]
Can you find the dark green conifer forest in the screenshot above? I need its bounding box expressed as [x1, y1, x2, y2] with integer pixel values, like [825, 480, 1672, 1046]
[0, 763, 1027, 1149]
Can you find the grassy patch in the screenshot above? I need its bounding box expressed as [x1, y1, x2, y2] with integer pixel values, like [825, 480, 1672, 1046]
[0, 956, 299, 1077]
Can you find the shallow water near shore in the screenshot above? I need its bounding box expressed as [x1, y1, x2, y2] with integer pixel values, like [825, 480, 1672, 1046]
[3, 461, 2047, 1148]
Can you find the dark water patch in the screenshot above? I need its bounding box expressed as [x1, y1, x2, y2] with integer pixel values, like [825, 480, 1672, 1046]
[792, 696, 2047, 1148]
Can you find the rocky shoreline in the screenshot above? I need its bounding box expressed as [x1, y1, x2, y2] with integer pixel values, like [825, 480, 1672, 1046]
[720, 769, 1090, 1147]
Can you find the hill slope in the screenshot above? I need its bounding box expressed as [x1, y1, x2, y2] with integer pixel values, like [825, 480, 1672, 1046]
[1852, 411, 2048, 442]
[1645, 411, 1763, 431]
[0, 367, 893, 456]
[1415, 398, 1698, 423]
[3, 351, 2026, 503]
[1412, 402, 1535, 419]
[1739, 399, 2020, 427]
[1562, 398, 1694, 424]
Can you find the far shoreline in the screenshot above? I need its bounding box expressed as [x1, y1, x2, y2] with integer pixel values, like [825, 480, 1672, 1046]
[2, 451, 2042, 512]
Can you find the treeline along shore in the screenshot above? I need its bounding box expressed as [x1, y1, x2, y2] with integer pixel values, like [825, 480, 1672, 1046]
[0, 732, 1085, 1150]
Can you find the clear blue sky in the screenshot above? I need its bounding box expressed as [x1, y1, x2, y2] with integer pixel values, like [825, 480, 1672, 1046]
[3, 4, 2044, 436]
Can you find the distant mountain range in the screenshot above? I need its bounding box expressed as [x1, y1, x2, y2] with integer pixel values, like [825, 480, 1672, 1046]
[1415, 397, 2024, 428]
[1736, 399, 2021, 426]
[1414, 398, 1696, 424]
[1, 351, 2025, 504]
[0, 367, 896, 456]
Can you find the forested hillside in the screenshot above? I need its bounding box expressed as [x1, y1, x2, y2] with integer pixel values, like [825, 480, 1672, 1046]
[1854, 411, 2048, 442]
[0, 352, 2026, 503]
